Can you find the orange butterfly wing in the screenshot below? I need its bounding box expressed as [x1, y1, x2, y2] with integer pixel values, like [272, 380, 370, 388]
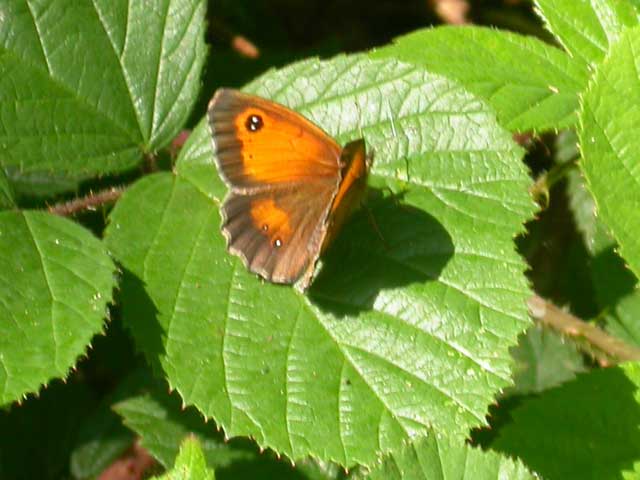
[323, 139, 369, 253]
[209, 89, 342, 190]
[207, 89, 344, 286]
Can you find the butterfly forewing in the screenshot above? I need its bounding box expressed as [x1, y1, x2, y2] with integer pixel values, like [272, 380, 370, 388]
[208, 89, 342, 191]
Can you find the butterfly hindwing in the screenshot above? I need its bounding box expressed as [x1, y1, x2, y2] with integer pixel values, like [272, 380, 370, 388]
[222, 185, 333, 284]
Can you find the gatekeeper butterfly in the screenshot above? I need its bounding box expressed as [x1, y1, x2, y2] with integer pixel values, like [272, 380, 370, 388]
[207, 89, 370, 290]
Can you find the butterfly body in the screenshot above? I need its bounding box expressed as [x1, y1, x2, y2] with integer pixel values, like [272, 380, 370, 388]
[207, 89, 369, 290]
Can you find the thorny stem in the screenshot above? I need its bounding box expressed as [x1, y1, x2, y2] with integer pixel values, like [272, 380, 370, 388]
[48, 186, 124, 217]
[528, 295, 640, 365]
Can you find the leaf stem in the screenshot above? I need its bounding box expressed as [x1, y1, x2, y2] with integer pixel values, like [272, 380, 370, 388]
[48, 187, 124, 217]
[530, 157, 578, 206]
[528, 295, 640, 364]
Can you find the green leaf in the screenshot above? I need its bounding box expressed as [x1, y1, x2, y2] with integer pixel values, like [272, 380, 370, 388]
[556, 129, 601, 252]
[153, 437, 215, 480]
[363, 434, 535, 480]
[114, 384, 344, 480]
[371, 26, 589, 133]
[534, 0, 639, 69]
[5, 168, 83, 201]
[115, 387, 336, 480]
[560, 131, 640, 348]
[0, 167, 15, 209]
[591, 245, 640, 348]
[0, 211, 115, 405]
[579, 26, 640, 280]
[69, 369, 153, 480]
[0, 380, 97, 480]
[105, 55, 535, 466]
[113, 390, 257, 471]
[0, 0, 206, 179]
[70, 409, 133, 480]
[493, 362, 640, 479]
[508, 325, 585, 396]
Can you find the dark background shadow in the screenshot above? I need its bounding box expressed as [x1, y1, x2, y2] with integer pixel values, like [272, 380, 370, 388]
[308, 191, 453, 315]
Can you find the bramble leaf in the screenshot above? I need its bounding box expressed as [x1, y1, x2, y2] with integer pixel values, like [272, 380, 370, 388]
[0, 0, 206, 179]
[105, 55, 535, 466]
[371, 26, 589, 132]
[0, 211, 115, 404]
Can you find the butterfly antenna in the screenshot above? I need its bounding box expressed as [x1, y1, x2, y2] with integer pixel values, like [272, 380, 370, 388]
[364, 205, 389, 250]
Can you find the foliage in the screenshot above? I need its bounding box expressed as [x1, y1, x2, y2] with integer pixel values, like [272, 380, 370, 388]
[1, 0, 640, 478]
[152, 437, 216, 480]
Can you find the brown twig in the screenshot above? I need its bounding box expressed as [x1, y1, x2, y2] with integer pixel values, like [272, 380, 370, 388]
[98, 441, 157, 480]
[48, 187, 124, 217]
[528, 295, 640, 365]
[210, 17, 260, 59]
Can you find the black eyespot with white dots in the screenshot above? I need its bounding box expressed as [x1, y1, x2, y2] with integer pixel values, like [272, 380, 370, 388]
[273, 238, 283, 248]
[245, 114, 263, 132]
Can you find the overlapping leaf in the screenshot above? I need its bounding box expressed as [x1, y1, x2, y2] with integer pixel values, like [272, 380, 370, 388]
[535, 0, 639, 69]
[105, 55, 535, 466]
[493, 363, 640, 479]
[580, 26, 640, 280]
[69, 369, 152, 479]
[0, 211, 115, 404]
[371, 26, 589, 132]
[363, 434, 534, 480]
[559, 131, 640, 348]
[114, 388, 339, 480]
[114, 391, 256, 471]
[0, 0, 206, 179]
[508, 325, 584, 395]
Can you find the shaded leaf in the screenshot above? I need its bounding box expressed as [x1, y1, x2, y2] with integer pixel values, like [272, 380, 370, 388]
[71, 411, 134, 480]
[0, 211, 115, 404]
[493, 363, 640, 479]
[363, 434, 534, 480]
[114, 390, 256, 471]
[592, 244, 640, 348]
[508, 325, 585, 396]
[371, 26, 589, 132]
[559, 131, 640, 349]
[580, 27, 640, 279]
[4, 169, 82, 202]
[535, 0, 639, 69]
[114, 382, 343, 480]
[556, 130, 601, 251]
[105, 55, 535, 466]
[69, 369, 154, 479]
[0, 0, 206, 179]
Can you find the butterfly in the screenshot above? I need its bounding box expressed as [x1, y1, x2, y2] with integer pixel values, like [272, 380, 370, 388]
[207, 89, 370, 290]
